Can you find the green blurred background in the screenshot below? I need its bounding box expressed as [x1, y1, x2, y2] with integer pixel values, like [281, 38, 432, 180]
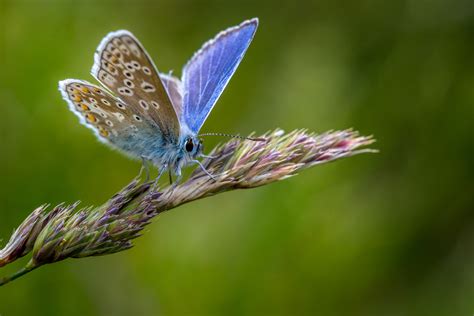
[1, 0, 473, 315]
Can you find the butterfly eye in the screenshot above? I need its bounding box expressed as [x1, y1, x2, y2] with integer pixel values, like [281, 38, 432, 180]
[185, 138, 194, 152]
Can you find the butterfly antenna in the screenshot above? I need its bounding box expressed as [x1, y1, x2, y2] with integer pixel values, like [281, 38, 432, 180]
[199, 133, 266, 142]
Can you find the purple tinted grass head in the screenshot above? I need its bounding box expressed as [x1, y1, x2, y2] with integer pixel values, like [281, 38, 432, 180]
[0, 129, 375, 286]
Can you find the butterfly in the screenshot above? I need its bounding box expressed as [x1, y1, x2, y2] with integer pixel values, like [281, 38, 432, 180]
[59, 18, 258, 183]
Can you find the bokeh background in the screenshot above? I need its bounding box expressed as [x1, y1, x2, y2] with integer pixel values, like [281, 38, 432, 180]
[1, 0, 473, 315]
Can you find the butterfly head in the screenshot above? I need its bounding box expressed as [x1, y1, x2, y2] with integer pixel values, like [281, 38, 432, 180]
[182, 134, 203, 159]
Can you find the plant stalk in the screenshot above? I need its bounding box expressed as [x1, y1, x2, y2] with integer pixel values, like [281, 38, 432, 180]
[0, 261, 38, 286]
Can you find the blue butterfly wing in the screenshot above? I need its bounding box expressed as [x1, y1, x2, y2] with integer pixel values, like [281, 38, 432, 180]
[182, 18, 258, 133]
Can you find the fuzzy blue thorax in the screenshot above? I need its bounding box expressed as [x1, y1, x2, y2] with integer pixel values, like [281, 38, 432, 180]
[139, 124, 202, 177]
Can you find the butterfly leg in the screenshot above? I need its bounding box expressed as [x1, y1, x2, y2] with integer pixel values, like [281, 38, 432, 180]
[192, 159, 217, 181]
[140, 156, 151, 182]
[167, 168, 183, 191]
[151, 164, 167, 191]
[200, 153, 217, 159]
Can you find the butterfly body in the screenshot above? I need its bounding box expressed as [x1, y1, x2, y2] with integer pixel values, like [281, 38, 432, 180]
[59, 19, 258, 181]
[144, 131, 203, 179]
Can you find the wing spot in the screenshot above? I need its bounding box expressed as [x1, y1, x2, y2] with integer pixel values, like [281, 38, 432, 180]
[141, 82, 156, 93]
[151, 101, 160, 109]
[131, 60, 141, 69]
[78, 103, 90, 111]
[139, 100, 149, 110]
[93, 88, 103, 94]
[142, 67, 152, 75]
[106, 120, 114, 126]
[89, 97, 98, 104]
[99, 127, 109, 137]
[85, 113, 97, 123]
[102, 61, 118, 75]
[113, 112, 125, 121]
[107, 64, 118, 75]
[101, 98, 111, 106]
[116, 102, 126, 109]
[133, 115, 142, 122]
[110, 55, 120, 65]
[99, 70, 117, 85]
[119, 45, 130, 55]
[124, 79, 135, 88]
[123, 70, 134, 79]
[131, 47, 141, 57]
[124, 63, 135, 71]
[118, 87, 134, 96]
[72, 95, 82, 102]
